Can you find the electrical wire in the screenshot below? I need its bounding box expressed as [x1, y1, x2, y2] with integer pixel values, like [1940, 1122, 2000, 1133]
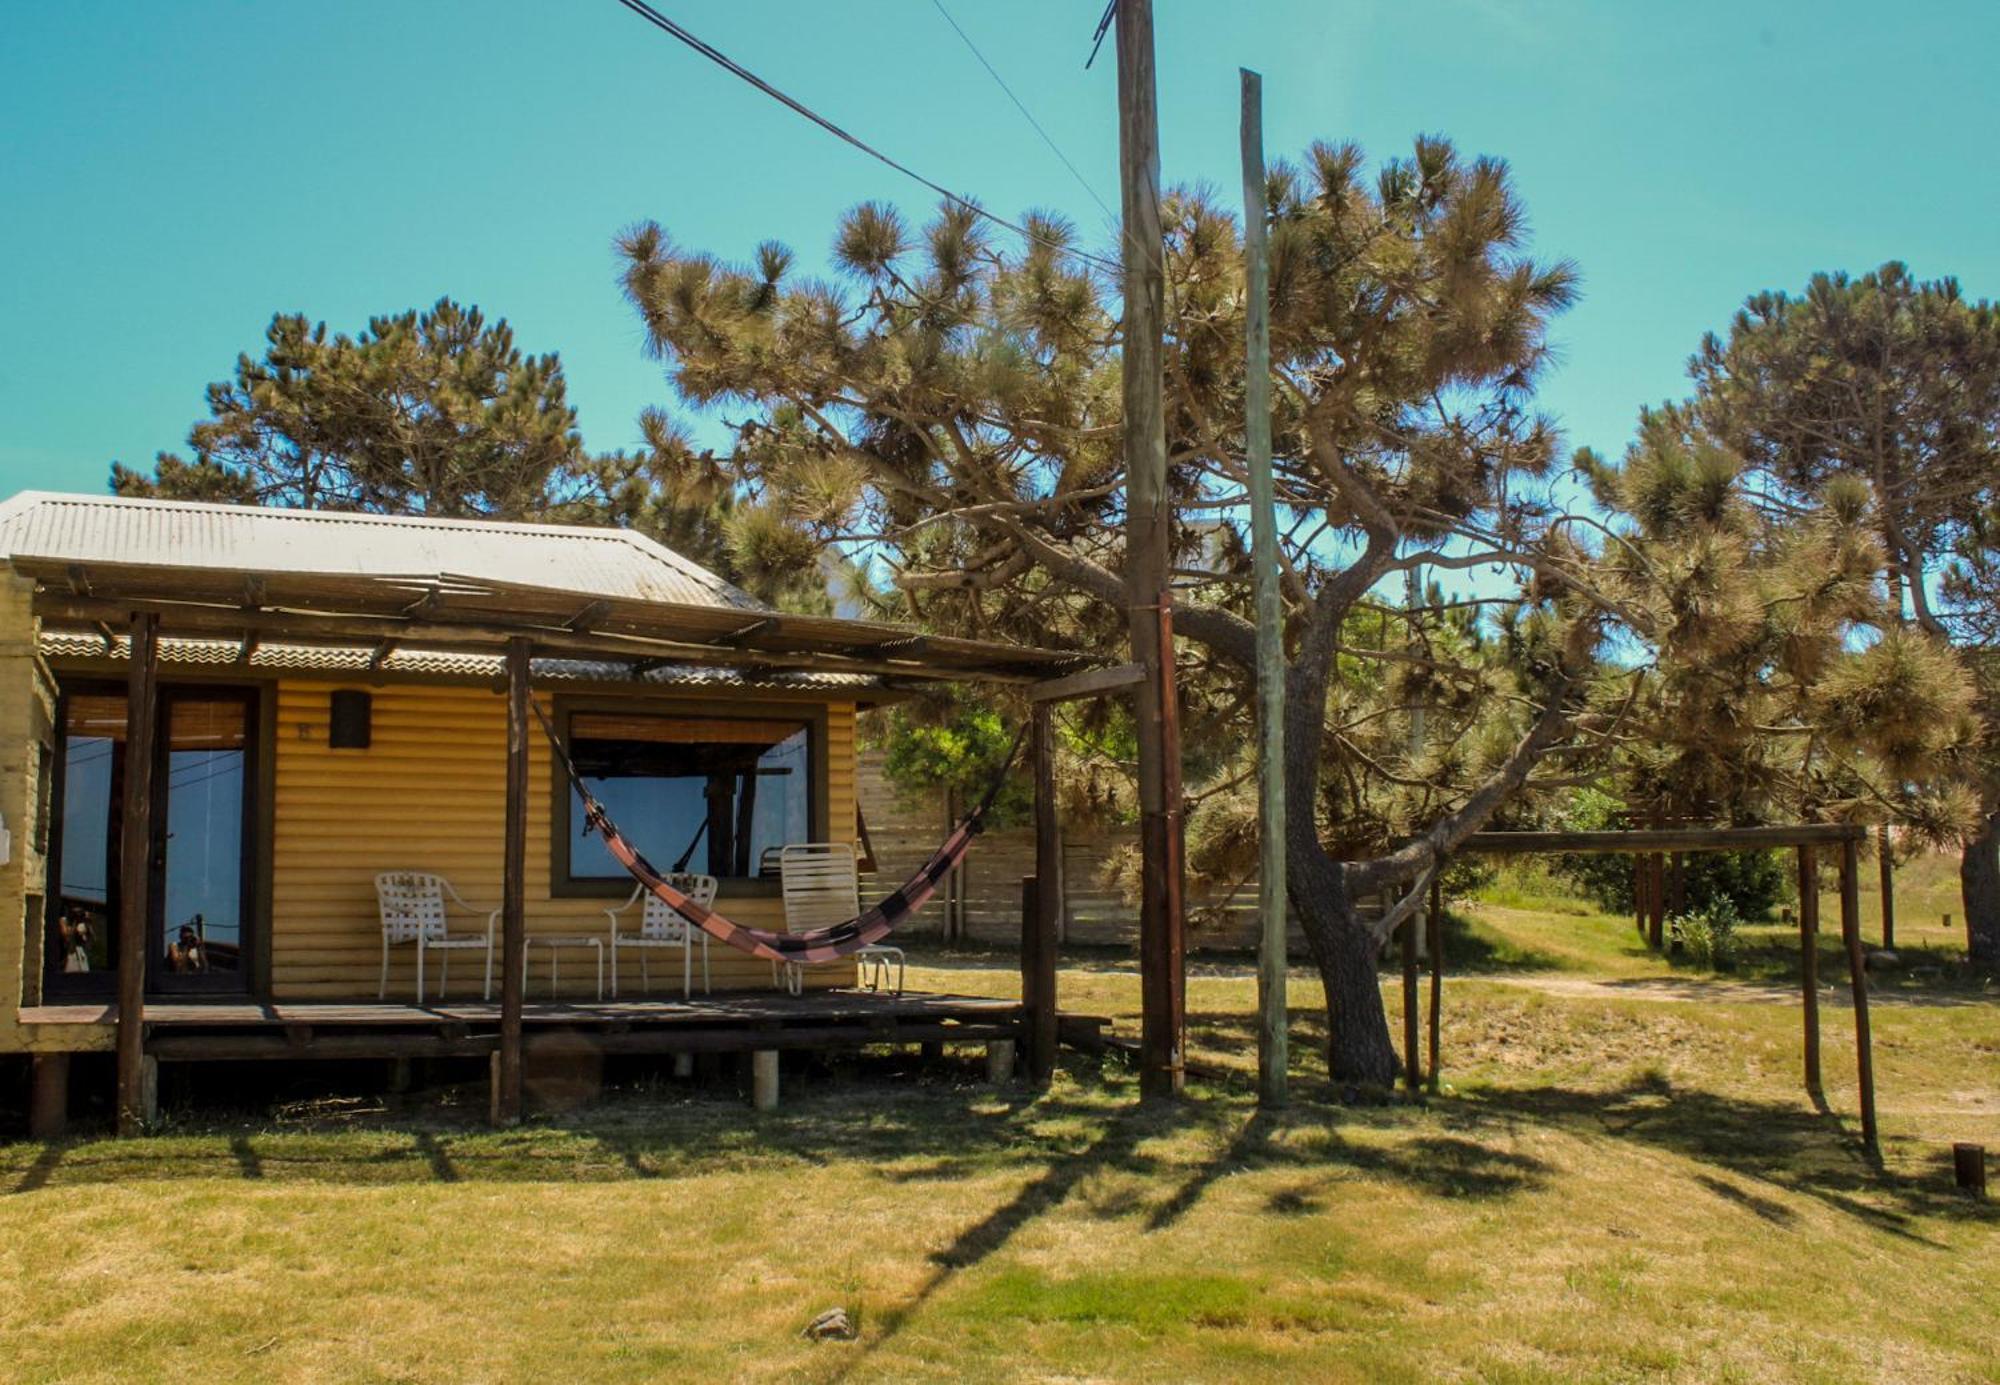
[927, 0, 1118, 228]
[608, 0, 1121, 274]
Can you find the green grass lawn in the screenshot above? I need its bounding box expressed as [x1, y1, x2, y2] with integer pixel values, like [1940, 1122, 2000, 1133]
[3, 863, 1996, 1383]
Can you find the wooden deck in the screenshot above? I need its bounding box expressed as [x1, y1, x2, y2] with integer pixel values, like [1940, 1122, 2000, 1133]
[17, 989, 1034, 1062]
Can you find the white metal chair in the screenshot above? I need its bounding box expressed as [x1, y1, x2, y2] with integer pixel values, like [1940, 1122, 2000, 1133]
[375, 872, 498, 1002]
[778, 842, 904, 996]
[606, 873, 718, 998]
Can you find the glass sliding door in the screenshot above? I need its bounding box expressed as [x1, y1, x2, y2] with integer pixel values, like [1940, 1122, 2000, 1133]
[44, 681, 258, 997]
[49, 691, 125, 986]
[153, 691, 253, 991]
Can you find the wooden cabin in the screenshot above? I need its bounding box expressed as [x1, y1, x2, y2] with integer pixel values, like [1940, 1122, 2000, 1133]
[0, 492, 1085, 1129]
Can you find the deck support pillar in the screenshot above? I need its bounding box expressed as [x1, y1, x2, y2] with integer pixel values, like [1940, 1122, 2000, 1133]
[494, 636, 530, 1127]
[29, 1053, 70, 1139]
[116, 611, 160, 1137]
[751, 1049, 779, 1110]
[1838, 838, 1879, 1157]
[985, 1038, 1016, 1084]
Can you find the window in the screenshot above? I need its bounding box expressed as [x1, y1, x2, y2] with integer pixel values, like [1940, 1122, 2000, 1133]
[563, 711, 813, 884]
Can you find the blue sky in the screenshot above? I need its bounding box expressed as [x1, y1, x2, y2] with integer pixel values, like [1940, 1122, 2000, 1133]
[4, 0, 1996, 497]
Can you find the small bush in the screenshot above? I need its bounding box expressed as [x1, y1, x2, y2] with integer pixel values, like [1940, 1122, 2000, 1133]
[1670, 901, 1742, 971]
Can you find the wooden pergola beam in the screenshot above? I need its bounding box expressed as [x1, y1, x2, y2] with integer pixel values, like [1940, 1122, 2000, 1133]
[35, 595, 1048, 686]
[1027, 661, 1145, 704]
[1463, 824, 1867, 856]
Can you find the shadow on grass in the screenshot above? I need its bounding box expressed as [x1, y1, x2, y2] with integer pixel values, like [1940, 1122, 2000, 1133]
[1457, 1073, 1992, 1244]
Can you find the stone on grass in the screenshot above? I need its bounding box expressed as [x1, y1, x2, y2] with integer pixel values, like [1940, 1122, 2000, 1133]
[802, 1308, 856, 1342]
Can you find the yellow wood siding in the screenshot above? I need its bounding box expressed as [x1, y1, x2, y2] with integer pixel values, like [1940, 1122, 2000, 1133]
[0, 575, 59, 1052]
[270, 681, 857, 999]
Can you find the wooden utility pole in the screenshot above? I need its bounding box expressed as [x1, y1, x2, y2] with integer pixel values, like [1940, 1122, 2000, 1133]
[1116, 0, 1185, 1099]
[1239, 66, 1287, 1109]
[115, 611, 160, 1136]
[494, 636, 530, 1126]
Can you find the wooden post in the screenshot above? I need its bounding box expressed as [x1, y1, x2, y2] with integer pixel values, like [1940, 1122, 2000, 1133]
[1647, 853, 1666, 950]
[1877, 826, 1896, 951]
[751, 1050, 779, 1111]
[1427, 872, 1443, 1093]
[116, 611, 159, 1136]
[1839, 838, 1879, 1156]
[1116, 0, 1185, 1100]
[1240, 66, 1289, 1111]
[1028, 704, 1061, 1085]
[1954, 1143, 1988, 1197]
[1797, 845, 1822, 1097]
[29, 1053, 69, 1139]
[494, 637, 530, 1126]
[1400, 907, 1420, 1093]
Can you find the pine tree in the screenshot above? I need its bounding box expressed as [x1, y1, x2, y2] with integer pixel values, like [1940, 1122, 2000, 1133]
[1688, 265, 2000, 961]
[111, 298, 621, 522]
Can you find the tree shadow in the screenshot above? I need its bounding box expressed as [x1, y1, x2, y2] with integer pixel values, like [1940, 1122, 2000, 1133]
[1456, 1075, 1989, 1245]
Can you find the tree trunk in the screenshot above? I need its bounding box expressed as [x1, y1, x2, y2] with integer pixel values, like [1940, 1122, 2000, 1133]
[1284, 792, 1400, 1088]
[1963, 811, 2000, 966]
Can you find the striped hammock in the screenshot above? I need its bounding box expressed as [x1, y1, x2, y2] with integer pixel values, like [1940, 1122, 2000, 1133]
[534, 701, 1021, 966]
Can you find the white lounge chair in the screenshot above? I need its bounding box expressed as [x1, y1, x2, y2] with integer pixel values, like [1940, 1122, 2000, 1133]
[375, 872, 498, 1002]
[606, 873, 718, 998]
[778, 842, 904, 996]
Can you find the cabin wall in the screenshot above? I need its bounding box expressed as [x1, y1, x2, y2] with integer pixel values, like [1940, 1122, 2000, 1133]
[269, 680, 858, 999]
[0, 578, 57, 1054]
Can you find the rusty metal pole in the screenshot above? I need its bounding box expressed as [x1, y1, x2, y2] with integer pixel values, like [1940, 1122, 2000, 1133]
[1116, 0, 1185, 1099]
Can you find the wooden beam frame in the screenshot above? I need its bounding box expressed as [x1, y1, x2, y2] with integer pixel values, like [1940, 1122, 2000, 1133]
[1027, 661, 1145, 704]
[36, 595, 1051, 686]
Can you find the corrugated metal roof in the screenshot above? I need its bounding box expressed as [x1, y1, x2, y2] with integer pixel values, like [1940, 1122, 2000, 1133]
[0, 491, 764, 612]
[37, 630, 873, 690]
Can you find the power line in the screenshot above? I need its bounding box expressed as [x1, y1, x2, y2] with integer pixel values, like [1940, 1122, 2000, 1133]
[609, 0, 1120, 274]
[927, 0, 1118, 228]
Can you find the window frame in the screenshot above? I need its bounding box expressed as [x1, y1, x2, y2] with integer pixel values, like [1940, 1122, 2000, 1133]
[41, 676, 265, 1000]
[547, 694, 828, 900]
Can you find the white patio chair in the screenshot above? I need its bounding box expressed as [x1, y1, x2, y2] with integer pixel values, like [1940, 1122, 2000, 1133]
[606, 873, 718, 998]
[778, 843, 904, 996]
[375, 872, 498, 1002]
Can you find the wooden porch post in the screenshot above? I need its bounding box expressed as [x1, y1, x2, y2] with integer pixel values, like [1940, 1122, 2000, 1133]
[116, 611, 160, 1135]
[493, 637, 529, 1126]
[1839, 837, 1879, 1156]
[1797, 845, 1822, 1098]
[1026, 704, 1061, 1085]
